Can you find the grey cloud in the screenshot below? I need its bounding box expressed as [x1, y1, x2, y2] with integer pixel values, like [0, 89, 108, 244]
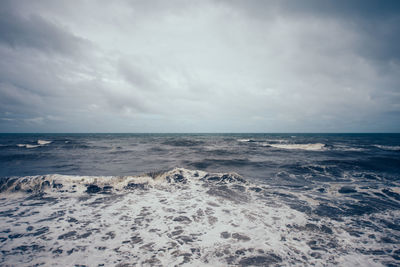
[0, 0, 399, 132]
[0, 10, 91, 57]
[0, 13, 88, 55]
[224, 0, 400, 63]
[279, 0, 400, 19]
[118, 59, 160, 91]
[223, 0, 400, 20]
[355, 18, 400, 63]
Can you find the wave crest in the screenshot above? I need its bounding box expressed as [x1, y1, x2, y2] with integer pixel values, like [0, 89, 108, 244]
[37, 140, 52, 145]
[17, 144, 41, 149]
[16, 139, 52, 149]
[266, 143, 327, 151]
[0, 168, 246, 195]
[374, 145, 400, 151]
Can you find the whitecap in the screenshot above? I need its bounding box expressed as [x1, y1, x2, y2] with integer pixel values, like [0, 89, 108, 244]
[265, 139, 287, 143]
[333, 145, 365, 152]
[37, 140, 52, 145]
[374, 145, 400, 151]
[0, 168, 397, 266]
[17, 144, 40, 149]
[267, 143, 327, 151]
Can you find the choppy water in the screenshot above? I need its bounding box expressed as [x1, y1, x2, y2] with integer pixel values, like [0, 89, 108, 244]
[0, 133, 399, 266]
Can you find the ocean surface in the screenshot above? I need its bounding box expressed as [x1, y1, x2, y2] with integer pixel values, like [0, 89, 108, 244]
[0, 133, 399, 266]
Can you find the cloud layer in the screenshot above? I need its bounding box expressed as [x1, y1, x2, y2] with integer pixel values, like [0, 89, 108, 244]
[0, 0, 399, 132]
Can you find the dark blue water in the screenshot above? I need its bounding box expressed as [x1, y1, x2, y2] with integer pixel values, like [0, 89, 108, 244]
[1, 133, 399, 178]
[1, 133, 400, 266]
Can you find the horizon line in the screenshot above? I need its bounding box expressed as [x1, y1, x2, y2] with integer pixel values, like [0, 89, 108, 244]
[0, 132, 399, 134]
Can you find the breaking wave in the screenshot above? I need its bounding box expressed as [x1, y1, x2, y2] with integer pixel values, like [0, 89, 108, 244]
[265, 143, 327, 151]
[374, 145, 400, 151]
[37, 140, 52, 145]
[238, 140, 366, 152]
[237, 139, 327, 151]
[0, 168, 399, 266]
[1, 168, 238, 195]
[16, 144, 41, 149]
[16, 140, 52, 149]
[237, 139, 258, 143]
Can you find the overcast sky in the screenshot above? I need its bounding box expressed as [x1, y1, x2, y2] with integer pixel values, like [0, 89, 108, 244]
[0, 0, 399, 132]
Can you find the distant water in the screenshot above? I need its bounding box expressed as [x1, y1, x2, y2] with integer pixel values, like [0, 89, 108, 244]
[0, 133, 399, 266]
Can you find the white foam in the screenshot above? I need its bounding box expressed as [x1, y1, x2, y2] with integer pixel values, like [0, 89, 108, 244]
[37, 140, 52, 145]
[238, 139, 287, 143]
[237, 139, 252, 142]
[266, 139, 287, 143]
[16, 140, 52, 148]
[266, 143, 327, 151]
[333, 145, 365, 152]
[374, 145, 400, 151]
[337, 254, 385, 267]
[0, 171, 174, 195]
[0, 168, 397, 266]
[16, 144, 41, 149]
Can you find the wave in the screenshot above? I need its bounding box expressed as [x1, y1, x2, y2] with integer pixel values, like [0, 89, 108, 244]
[0, 168, 397, 266]
[238, 138, 287, 143]
[374, 145, 400, 151]
[17, 144, 41, 149]
[162, 139, 204, 147]
[265, 143, 327, 151]
[239, 140, 366, 152]
[16, 139, 52, 149]
[37, 140, 52, 145]
[331, 145, 366, 152]
[0, 168, 246, 195]
[237, 139, 261, 143]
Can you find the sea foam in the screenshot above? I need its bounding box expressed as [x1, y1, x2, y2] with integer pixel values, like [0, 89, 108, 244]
[16, 144, 41, 149]
[265, 143, 327, 151]
[374, 145, 400, 151]
[16, 140, 52, 149]
[0, 168, 396, 266]
[37, 140, 52, 145]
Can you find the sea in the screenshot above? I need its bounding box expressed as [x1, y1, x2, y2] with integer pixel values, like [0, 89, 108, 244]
[0, 133, 399, 266]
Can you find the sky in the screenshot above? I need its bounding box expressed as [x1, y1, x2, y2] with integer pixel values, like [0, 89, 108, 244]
[0, 0, 399, 133]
